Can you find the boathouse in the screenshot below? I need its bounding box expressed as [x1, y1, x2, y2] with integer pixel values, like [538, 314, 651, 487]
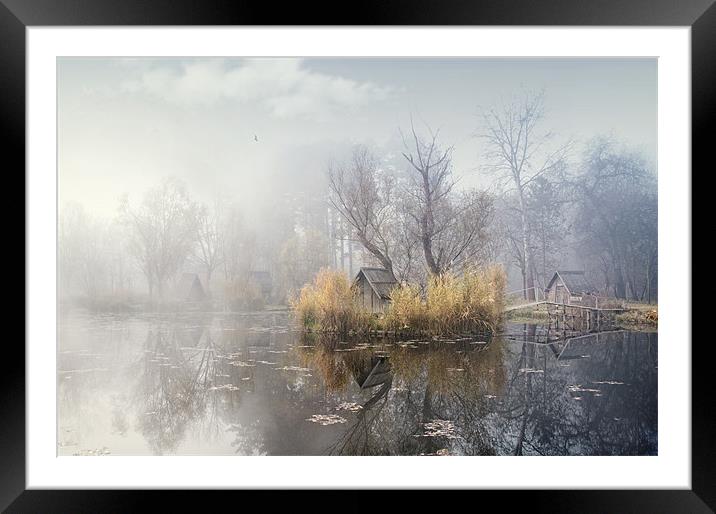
[353, 267, 398, 314]
[544, 271, 598, 306]
[175, 272, 207, 303]
[250, 270, 273, 300]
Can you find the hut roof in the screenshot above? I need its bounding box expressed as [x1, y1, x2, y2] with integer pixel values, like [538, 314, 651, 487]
[546, 271, 596, 295]
[355, 356, 393, 389]
[354, 267, 398, 300]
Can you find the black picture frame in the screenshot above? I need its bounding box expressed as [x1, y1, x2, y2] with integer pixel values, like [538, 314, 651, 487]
[3, 0, 708, 511]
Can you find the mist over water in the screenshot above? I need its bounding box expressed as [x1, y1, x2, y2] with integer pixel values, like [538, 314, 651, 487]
[57, 57, 659, 457]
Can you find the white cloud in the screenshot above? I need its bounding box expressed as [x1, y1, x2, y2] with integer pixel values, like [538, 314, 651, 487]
[121, 58, 393, 119]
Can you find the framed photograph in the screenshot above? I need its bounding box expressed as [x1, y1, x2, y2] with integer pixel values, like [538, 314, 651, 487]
[6, 0, 709, 510]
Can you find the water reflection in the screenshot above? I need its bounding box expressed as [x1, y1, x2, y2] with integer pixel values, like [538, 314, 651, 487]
[58, 312, 657, 456]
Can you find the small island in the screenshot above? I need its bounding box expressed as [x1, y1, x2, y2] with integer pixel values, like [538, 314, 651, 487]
[292, 266, 506, 337]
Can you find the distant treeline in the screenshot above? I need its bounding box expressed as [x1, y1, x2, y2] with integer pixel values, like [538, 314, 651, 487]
[59, 90, 657, 312]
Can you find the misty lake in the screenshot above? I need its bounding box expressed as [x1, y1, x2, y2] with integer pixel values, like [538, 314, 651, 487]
[58, 311, 657, 456]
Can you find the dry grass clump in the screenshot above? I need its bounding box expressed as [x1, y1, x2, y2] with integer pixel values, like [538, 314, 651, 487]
[616, 304, 658, 327]
[386, 265, 506, 336]
[291, 268, 371, 335]
[296, 340, 351, 391]
[384, 283, 428, 334]
[452, 264, 506, 333]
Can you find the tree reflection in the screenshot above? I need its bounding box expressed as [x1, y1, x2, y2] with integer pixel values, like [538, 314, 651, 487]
[298, 335, 507, 455]
[134, 327, 211, 454]
[108, 315, 657, 456]
[493, 329, 657, 455]
[297, 326, 656, 456]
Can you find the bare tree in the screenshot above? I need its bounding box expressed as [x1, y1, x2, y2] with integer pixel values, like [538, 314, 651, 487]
[402, 122, 495, 275]
[278, 228, 332, 297]
[193, 200, 224, 296]
[59, 202, 107, 303]
[220, 203, 246, 284]
[328, 146, 396, 276]
[121, 177, 199, 301]
[480, 91, 570, 299]
[525, 176, 569, 289]
[573, 137, 657, 301]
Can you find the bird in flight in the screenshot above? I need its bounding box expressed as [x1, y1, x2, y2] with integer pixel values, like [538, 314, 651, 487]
[254, 134, 259, 142]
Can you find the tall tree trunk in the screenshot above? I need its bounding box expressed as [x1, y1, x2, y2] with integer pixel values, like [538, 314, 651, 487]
[205, 269, 213, 297]
[518, 190, 535, 300]
[348, 235, 354, 278]
[420, 194, 440, 276]
[356, 232, 394, 277]
[330, 208, 338, 269]
[339, 217, 345, 272]
[613, 262, 626, 299]
[421, 226, 440, 275]
[419, 168, 441, 276]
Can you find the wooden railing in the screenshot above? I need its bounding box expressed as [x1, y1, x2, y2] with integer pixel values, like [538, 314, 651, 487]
[504, 289, 627, 313]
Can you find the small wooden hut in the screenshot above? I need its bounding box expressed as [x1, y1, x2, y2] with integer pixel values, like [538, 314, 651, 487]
[175, 273, 207, 303]
[353, 267, 398, 314]
[544, 271, 597, 306]
[353, 356, 393, 389]
[250, 271, 273, 300]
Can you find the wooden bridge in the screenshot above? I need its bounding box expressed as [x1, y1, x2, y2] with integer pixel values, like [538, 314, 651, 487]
[503, 301, 546, 312]
[502, 328, 628, 354]
[503, 287, 627, 332]
[503, 286, 547, 312]
[504, 300, 626, 313]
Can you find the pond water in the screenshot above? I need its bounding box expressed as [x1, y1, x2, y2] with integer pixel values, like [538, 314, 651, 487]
[58, 310, 657, 456]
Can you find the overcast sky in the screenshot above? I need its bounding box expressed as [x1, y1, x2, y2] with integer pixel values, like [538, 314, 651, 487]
[58, 57, 657, 218]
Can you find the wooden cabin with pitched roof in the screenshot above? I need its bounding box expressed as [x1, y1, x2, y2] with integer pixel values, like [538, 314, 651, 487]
[544, 270, 598, 307]
[174, 272, 207, 303]
[353, 267, 398, 314]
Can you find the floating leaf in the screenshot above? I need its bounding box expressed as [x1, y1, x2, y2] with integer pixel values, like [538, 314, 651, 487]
[209, 384, 240, 391]
[275, 366, 311, 372]
[335, 402, 363, 412]
[416, 419, 460, 439]
[306, 414, 347, 425]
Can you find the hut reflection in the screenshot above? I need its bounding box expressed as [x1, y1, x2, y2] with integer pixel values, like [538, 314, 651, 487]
[298, 334, 507, 455]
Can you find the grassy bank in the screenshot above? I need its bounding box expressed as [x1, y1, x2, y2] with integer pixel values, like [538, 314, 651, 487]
[291, 269, 375, 334]
[615, 303, 658, 331]
[292, 266, 506, 337]
[502, 304, 552, 324]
